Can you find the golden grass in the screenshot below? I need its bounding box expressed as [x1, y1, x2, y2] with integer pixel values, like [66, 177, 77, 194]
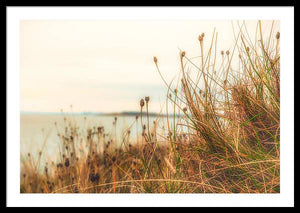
[20, 21, 280, 193]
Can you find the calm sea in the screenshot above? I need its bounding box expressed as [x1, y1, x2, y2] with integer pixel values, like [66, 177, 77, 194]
[20, 114, 171, 165]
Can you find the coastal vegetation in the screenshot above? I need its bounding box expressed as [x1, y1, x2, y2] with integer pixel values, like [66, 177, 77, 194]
[20, 21, 280, 193]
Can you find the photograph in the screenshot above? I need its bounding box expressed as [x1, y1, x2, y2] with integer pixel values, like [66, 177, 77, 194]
[20, 19, 281, 194]
[5, 5, 294, 207]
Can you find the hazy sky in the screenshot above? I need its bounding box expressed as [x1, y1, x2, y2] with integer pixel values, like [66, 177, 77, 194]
[20, 20, 279, 113]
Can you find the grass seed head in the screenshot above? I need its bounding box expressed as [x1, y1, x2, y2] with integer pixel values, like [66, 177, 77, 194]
[198, 35, 203, 42]
[89, 173, 100, 183]
[64, 158, 70, 167]
[181, 51, 186, 58]
[198, 33, 204, 42]
[140, 99, 145, 107]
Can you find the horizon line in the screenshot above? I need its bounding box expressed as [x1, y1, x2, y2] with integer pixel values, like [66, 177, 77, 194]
[20, 110, 177, 116]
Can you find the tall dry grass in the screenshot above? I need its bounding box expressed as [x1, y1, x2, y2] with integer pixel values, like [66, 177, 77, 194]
[20, 21, 280, 193]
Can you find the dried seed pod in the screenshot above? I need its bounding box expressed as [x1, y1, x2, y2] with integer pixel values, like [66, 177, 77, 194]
[140, 99, 145, 107]
[198, 35, 203, 42]
[44, 166, 48, 174]
[64, 158, 70, 167]
[89, 173, 100, 183]
[181, 51, 186, 58]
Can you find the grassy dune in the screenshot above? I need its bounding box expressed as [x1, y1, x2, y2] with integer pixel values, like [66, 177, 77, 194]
[20, 21, 280, 193]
